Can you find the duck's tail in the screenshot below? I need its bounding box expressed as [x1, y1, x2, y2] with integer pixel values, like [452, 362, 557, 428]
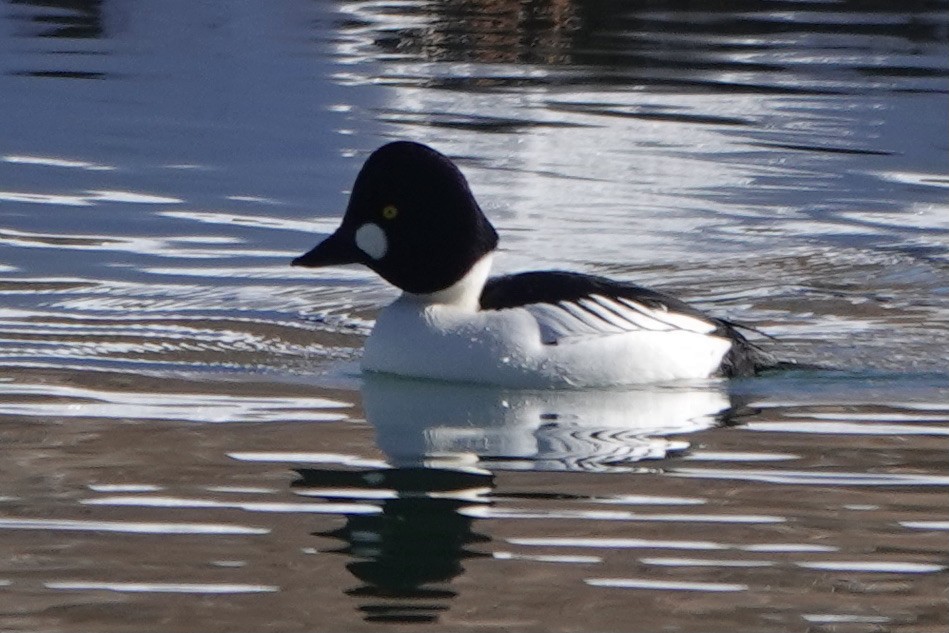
[719, 321, 827, 378]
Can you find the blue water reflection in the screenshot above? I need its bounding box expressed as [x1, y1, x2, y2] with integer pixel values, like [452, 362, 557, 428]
[1, 0, 362, 212]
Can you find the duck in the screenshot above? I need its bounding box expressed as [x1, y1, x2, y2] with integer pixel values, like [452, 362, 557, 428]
[293, 141, 777, 388]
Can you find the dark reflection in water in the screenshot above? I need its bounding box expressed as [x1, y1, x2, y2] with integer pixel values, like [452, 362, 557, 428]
[293, 466, 493, 624]
[9, 0, 104, 39]
[360, 0, 579, 65]
[343, 0, 949, 92]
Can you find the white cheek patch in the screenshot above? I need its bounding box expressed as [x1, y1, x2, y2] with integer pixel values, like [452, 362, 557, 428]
[354, 222, 388, 260]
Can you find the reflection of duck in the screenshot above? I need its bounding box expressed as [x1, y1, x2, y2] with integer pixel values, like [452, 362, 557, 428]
[293, 377, 738, 622]
[294, 142, 780, 388]
[361, 374, 736, 472]
[293, 466, 492, 624]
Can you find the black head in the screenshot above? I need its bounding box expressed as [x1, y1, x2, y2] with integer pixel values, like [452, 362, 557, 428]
[292, 141, 499, 294]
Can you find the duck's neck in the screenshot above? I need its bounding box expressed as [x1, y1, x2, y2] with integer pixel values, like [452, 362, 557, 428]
[404, 252, 494, 311]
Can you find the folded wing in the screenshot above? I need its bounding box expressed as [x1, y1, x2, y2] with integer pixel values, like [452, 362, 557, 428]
[479, 271, 724, 346]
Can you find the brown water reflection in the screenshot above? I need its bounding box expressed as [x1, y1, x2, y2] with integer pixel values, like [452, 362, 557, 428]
[1, 368, 947, 631]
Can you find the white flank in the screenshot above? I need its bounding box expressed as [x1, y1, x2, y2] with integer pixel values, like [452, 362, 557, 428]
[361, 254, 730, 387]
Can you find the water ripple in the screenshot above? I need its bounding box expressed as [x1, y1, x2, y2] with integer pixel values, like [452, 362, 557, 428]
[44, 581, 278, 594]
[0, 382, 351, 423]
[2, 154, 115, 171]
[81, 495, 380, 515]
[747, 421, 949, 436]
[585, 578, 748, 592]
[639, 557, 775, 568]
[671, 468, 949, 486]
[796, 561, 946, 573]
[462, 507, 783, 524]
[0, 517, 267, 535]
[227, 452, 389, 470]
[0, 189, 181, 206]
[507, 538, 838, 553]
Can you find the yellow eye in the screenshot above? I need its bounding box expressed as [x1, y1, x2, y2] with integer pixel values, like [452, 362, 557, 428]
[381, 205, 399, 220]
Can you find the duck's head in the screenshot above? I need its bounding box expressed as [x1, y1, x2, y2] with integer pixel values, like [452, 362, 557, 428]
[292, 141, 498, 295]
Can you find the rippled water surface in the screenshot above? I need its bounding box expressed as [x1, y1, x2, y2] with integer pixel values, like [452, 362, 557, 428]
[1, 1, 948, 631]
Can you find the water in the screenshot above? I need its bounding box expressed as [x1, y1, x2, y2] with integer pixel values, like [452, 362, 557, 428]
[1, 1, 948, 631]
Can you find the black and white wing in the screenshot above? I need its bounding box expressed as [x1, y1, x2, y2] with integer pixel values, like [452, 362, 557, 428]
[479, 271, 771, 377]
[479, 270, 721, 344]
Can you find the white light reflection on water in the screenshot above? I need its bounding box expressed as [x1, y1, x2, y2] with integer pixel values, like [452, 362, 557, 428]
[293, 488, 399, 501]
[671, 468, 949, 486]
[0, 382, 350, 423]
[639, 558, 775, 568]
[0, 517, 267, 535]
[87, 484, 163, 493]
[492, 551, 602, 564]
[159, 210, 342, 234]
[205, 486, 278, 495]
[900, 521, 949, 531]
[585, 578, 748, 592]
[461, 507, 783, 524]
[0, 190, 181, 206]
[746, 421, 949, 435]
[683, 450, 799, 461]
[81, 495, 380, 516]
[2, 154, 116, 171]
[585, 495, 705, 506]
[0, 226, 289, 259]
[44, 581, 279, 594]
[0, 191, 97, 206]
[507, 538, 838, 553]
[788, 411, 949, 421]
[227, 452, 389, 469]
[803, 614, 891, 624]
[796, 561, 946, 573]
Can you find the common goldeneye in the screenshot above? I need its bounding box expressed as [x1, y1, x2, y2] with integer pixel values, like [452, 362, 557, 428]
[293, 141, 776, 387]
